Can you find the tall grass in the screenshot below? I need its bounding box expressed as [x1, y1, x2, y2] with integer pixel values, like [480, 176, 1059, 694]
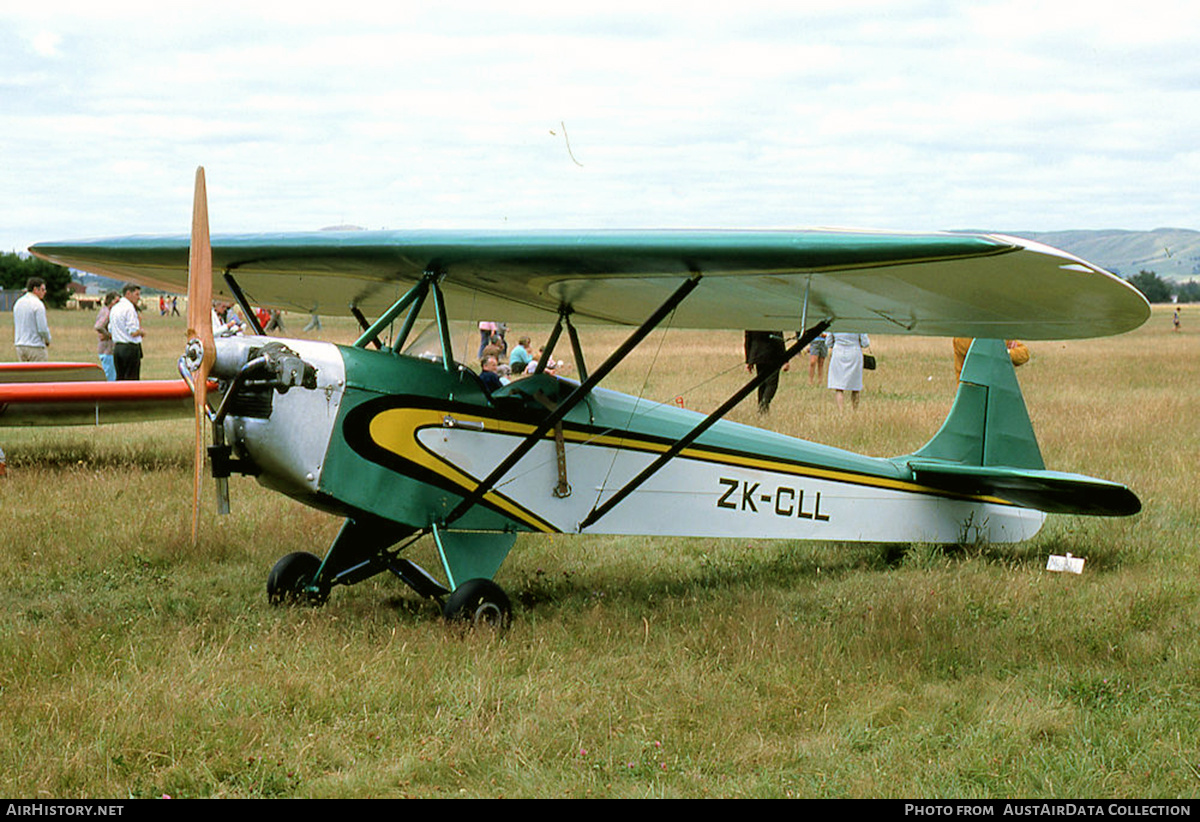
[0, 303, 1197, 798]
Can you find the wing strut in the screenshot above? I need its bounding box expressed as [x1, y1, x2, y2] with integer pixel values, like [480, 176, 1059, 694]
[578, 319, 832, 531]
[224, 271, 265, 336]
[534, 313, 566, 377]
[353, 270, 441, 353]
[443, 273, 703, 526]
[535, 307, 589, 380]
[350, 306, 383, 349]
[565, 312, 589, 382]
[430, 277, 457, 373]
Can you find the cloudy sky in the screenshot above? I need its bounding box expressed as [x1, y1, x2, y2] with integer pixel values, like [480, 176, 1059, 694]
[3, 0, 1199, 254]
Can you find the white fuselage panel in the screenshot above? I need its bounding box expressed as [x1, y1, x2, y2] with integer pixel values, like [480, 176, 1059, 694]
[415, 427, 1046, 543]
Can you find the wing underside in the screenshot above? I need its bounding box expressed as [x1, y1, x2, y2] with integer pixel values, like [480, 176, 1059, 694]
[30, 229, 1150, 339]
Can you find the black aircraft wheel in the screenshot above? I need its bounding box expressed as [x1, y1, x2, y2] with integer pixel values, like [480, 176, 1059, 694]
[267, 551, 325, 606]
[442, 578, 512, 630]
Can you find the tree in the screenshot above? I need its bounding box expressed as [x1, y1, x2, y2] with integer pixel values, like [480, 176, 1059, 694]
[1126, 270, 1174, 303]
[1175, 279, 1200, 303]
[0, 252, 73, 308]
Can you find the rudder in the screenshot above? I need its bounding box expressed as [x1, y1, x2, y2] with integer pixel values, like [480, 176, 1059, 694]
[911, 339, 1043, 470]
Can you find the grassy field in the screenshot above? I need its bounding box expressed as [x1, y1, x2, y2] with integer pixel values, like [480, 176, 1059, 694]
[0, 302, 1197, 798]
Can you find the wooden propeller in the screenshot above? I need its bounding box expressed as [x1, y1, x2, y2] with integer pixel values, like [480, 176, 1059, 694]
[187, 167, 215, 545]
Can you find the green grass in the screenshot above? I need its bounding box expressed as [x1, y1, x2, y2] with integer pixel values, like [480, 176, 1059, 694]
[0, 304, 1198, 797]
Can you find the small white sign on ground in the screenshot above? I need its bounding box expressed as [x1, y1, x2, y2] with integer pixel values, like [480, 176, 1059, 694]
[1046, 552, 1085, 574]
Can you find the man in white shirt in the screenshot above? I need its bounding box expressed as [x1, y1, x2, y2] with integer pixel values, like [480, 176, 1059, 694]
[108, 284, 146, 381]
[13, 278, 51, 361]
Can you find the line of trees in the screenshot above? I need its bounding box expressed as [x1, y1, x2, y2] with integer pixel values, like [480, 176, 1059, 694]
[1, 252, 73, 308]
[1125, 270, 1200, 303]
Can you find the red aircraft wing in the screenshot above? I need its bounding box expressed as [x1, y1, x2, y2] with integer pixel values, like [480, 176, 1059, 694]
[0, 369, 206, 426]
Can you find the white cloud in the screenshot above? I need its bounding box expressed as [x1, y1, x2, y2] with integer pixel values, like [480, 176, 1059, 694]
[28, 31, 62, 57]
[2, 0, 1200, 254]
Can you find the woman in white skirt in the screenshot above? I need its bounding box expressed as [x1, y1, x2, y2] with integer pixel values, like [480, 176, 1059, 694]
[827, 332, 871, 410]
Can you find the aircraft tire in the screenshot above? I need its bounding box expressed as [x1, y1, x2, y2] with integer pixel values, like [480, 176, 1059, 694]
[442, 578, 512, 630]
[267, 551, 325, 606]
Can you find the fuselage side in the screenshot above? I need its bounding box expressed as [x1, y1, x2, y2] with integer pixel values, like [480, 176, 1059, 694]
[222, 340, 1045, 544]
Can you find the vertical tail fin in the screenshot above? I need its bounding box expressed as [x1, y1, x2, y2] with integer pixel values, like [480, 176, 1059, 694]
[903, 339, 1139, 516]
[911, 339, 1043, 470]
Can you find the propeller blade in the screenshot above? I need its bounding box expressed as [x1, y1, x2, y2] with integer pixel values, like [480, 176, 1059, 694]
[187, 167, 215, 545]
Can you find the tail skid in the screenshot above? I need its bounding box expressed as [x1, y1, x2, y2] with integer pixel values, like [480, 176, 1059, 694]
[900, 340, 1140, 517]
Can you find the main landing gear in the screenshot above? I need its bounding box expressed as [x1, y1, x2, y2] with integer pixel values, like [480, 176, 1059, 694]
[267, 556, 512, 630]
[265, 519, 516, 631]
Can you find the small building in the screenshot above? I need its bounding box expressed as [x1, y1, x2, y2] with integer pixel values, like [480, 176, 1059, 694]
[69, 294, 103, 310]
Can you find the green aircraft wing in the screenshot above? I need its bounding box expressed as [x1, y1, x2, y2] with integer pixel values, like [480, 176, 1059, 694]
[30, 229, 1149, 339]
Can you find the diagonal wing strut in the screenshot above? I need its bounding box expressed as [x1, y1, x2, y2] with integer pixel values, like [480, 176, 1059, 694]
[442, 273, 703, 527]
[577, 319, 832, 531]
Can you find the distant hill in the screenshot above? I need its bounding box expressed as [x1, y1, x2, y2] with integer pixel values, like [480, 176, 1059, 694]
[74, 271, 130, 295]
[1009, 228, 1200, 282]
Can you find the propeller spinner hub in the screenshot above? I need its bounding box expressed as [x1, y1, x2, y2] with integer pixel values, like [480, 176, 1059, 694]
[185, 338, 206, 372]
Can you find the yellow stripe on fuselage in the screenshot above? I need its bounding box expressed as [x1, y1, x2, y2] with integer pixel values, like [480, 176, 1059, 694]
[368, 408, 560, 531]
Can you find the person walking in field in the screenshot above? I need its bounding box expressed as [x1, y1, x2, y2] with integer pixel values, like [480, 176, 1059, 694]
[827, 332, 871, 411]
[807, 331, 829, 386]
[744, 330, 789, 414]
[13, 277, 51, 362]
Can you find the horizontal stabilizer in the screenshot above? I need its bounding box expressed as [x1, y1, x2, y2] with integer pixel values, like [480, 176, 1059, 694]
[908, 460, 1141, 516]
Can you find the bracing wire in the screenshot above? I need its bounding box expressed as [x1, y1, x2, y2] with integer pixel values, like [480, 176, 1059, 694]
[588, 304, 678, 510]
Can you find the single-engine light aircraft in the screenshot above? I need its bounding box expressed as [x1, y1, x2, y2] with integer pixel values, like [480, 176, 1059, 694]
[29, 169, 1149, 628]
